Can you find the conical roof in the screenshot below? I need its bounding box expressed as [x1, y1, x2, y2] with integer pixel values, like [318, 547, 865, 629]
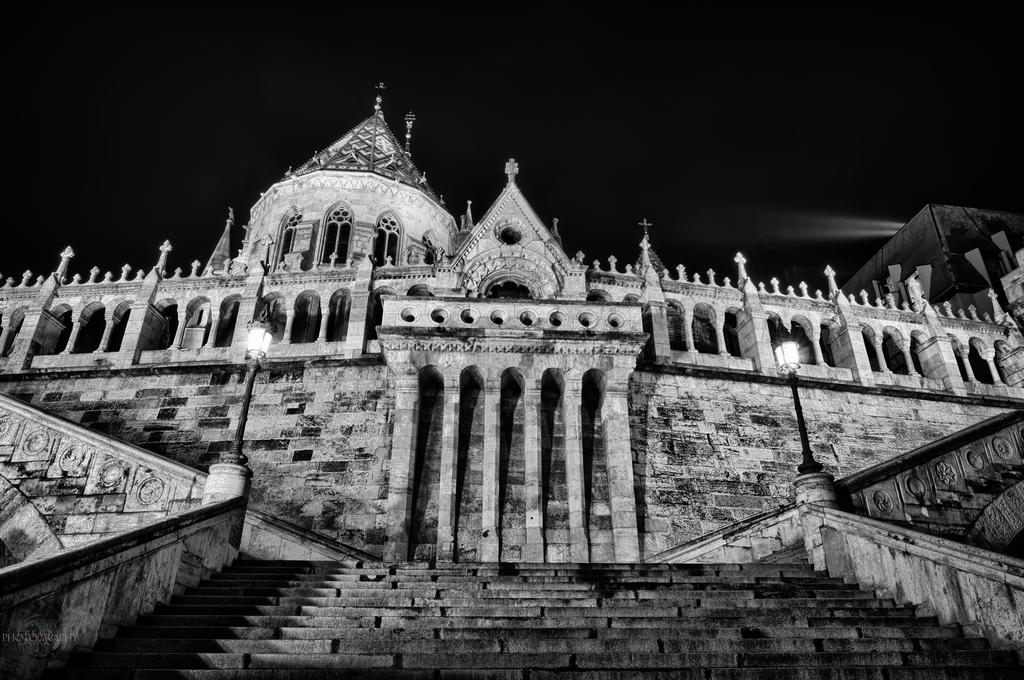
[291, 110, 439, 201]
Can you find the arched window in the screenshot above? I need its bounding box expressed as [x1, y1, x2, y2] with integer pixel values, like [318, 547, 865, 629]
[373, 213, 401, 265]
[321, 204, 352, 265]
[486, 280, 533, 299]
[278, 209, 303, 265]
[73, 304, 106, 353]
[882, 331, 908, 375]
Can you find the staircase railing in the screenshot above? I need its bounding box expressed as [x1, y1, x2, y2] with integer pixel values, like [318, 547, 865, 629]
[243, 507, 382, 562]
[803, 503, 1024, 649]
[0, 496, 246, 680]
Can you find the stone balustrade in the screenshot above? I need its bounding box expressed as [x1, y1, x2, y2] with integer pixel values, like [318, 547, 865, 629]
[0, 496, 245, 680]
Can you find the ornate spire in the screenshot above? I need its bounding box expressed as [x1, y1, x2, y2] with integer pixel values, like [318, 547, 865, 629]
[461, 200, 474, 231]
[551, 217, 562, 246]
[374, 81, 386, 112]
[504, 158, 519, 185]
[404, 111, 416, 153]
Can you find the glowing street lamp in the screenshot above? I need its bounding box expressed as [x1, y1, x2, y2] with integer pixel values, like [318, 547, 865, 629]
[775, 341, 823, 475]
[223, 318, 272, 467]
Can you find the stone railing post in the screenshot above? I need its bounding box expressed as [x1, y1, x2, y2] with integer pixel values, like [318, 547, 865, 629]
[794, 471, 839, 571]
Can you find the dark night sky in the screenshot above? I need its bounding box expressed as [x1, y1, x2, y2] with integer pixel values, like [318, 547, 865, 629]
[7, 9, 1022, 293]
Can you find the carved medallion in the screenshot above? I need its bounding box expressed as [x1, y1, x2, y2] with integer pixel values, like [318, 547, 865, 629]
[991, 436, 1013, 461]
[98, 461, 126, 489]
[22, 429, 51, 455]
[136, 477, 165, 505]
[872, 489, 895, 514]
[904, 475, 926, 500]
[963, 448, 986, 471]
[57, 446, 87, 473]
[0, 413, 12, 436]
[934, 461, 957, 486]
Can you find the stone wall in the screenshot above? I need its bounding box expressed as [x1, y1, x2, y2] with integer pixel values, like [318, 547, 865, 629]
[0, 360, 1018, 560]
[630, 366, 1017, 557]
[0, 360, 393, 555]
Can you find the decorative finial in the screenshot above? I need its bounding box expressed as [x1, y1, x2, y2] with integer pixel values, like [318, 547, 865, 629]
[374, 82, 386, 112]
[734, 252, 748, 283]
[404, 111, 416, 153]
[156, 239, 172, 276]
[638, 218, 653, 236]
[226, 206, 235, 226]
[824, 265, 838, 296]
[552, 217, 560, 236]
[56, 246, 75, 281]
[504, 158, 519, 185]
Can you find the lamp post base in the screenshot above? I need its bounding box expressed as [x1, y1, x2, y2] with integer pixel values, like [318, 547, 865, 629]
[794, 471, 838, 571]
[202, 462, 253, 504]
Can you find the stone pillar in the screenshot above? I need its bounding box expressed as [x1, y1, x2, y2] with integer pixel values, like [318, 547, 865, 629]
[316, 305, 329, 342]
[522, 378, 545, 562]
[902, 346, 919, 376]
[794, 471, 839, 571]
[562, 377, 589, 563]
[737, 279, 778, 374]
[714, 319, 729, 356]
[204, 312, 220, 348]
[202, 463, 252, 503]
[344, 256, 374, 355]
[982, 349, 1004, 385]
[96, 318, 115, 353]
[602, 383, 640, 562]
[0, 325, 11, 357]
[682, 308, 696, 354]
[996, 346, 1024, 387]
[172, 308, 188, 348]
[280, 305, 294, 344]
[916, 335, 966, 395]
[60, 319, 82, 354]
[230, 271, 267, 351]
[872, 336, 891, 374]
[435, 371, 460, 561]
[958, 345, 977, 383]
[383, 374, 420, 562]
[642, 301, 671, 361]
[810, 330, 825, 367]
[480, 375, 501, 562]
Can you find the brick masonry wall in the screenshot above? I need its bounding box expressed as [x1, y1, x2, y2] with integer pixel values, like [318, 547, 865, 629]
[0, 361, 394, 554]
[0, 362, 1016, 560]
[629, 369, 1015, 557]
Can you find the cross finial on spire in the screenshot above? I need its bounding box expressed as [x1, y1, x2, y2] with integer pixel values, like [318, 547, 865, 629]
[824, 265, 838, 296]
[504, 158, 519, 184]
[734, 252, 748, 283]
[156, 239, 172, 276]
[638, 218, 652, 236]
[404, 111, 416, 153]
[374, 82, 386, 112]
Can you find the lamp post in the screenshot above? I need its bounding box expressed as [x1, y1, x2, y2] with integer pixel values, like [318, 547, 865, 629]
[774, 341, 823, 475]
[203, 317, 272, 503]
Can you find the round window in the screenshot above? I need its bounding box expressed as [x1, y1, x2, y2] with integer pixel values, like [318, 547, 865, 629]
[498, 226, 522, 246]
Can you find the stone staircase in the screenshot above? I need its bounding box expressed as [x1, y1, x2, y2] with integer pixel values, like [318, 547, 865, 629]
[62, 558, 1021, 679]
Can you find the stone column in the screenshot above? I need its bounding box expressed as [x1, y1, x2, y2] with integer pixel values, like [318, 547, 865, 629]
[682, 308, 696, 354]
[982, 349, 1004, 385]
[280, 305, 295, 344]
[204, 312, 220, 348]
[435, 370, 460, 561]
[794, 471, 839, 571]
[810, 330, 825, 366]
[915, 335, 965, 395]
[522, 377, 545, 563]
[714, 319, 729, 356]
[602, 382, 640, 562]
[0, 325, 11, 357]
[958, 346, 977, 383]
[60, 319, 82, 354]
[172, 308, 188, 348]
[316, 304, 329, 342]
[642, 301, 671, 361]
[562, 377, 589, 562]
[872, 336, 891, 374]
[383, 374, 420, 562]
[95, 318, 115, 353]
[902, 346, 919, 376]
[480, 374, 501, 562]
